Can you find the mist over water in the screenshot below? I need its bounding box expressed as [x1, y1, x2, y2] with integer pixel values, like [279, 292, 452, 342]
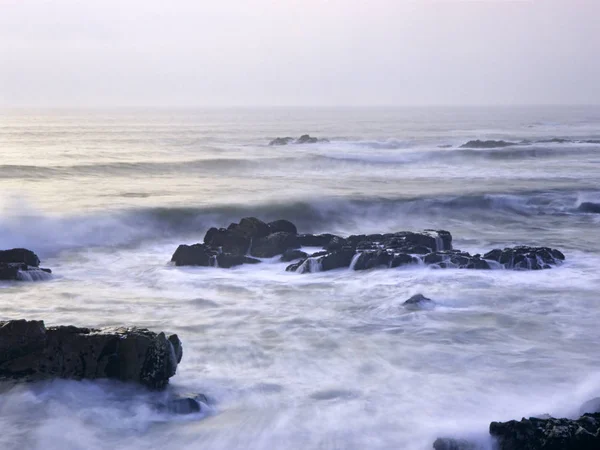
[1, 106, 600, 449]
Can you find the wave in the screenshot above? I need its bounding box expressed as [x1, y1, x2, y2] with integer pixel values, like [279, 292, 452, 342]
[1, 190, 596, 257]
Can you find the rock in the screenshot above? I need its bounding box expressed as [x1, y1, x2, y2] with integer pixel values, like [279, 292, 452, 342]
[280, 249, 308, 262]
[489, 414, 600, 450]
[297, 233, 339, 248]
[482, 246, 564, 270]
[433, 437, 479, 450]
[0, 320, 182, 389]
[269, 137, 294, 146]
[352, 250, 392, 270]
[0, 248, 52, 281]
[203, 227, 250, 256]
[580, 398, 600, 415]
[250, 232, 300, 258]
[171, 244, 215, 267]
[157, 393, 209, 415]
[0, 248, 40, 267]
[460, 140, 518, 149]
[216, 253, 261, 268]
[269, 135, 329, 145]
[578, 202, 600, 214]
[268, 219, 298, 235]
[320, 248, 356, 271]
[233, 217, 271, 239]
[403, 293, 435, 309]
[391, 253, 419, 267]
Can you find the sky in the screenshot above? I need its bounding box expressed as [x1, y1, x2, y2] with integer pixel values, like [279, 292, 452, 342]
[0, 0, 599, 107]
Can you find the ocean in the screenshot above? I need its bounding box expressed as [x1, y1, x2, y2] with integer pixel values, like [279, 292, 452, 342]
[1, 106, 600, 449]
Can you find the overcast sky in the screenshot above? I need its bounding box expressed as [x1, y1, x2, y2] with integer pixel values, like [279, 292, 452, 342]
[0, 0, 598, 107]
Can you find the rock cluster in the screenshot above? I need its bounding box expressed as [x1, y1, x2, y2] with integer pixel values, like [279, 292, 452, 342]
[269, 134, 329, 145]
[0, 320, 182, 389]
[171, 217, 565, 272]
[0, 248, 52, 281]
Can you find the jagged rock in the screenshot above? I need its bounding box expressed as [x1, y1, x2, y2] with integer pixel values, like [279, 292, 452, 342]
[460, 140, 518, 149]
[391, 253, 419, 267]
[268, 219, 298, 235]
[269, 137, 294, 146]
[280, 249, 308, 262]
[250, 232, 299, 258]
[158, 394, 208, 415]
[0, 248, 52, 281]
[489, 414, 600, 450]
[171, 244, 216, 267]
[0, 320, 182, 389]
[352, 250, 393, 270]
[578, 202, 600, 214]
[483, 246, 564, 270]
[297, 233, 339, 248]
[216, 253, 260, 268]
[320, 248, 356, 271]
[403, 293, 435, 309]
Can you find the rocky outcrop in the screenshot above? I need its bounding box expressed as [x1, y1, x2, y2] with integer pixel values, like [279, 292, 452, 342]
[489, 414, 600, 450]
[269, 134, 329, 145]
[0, 248, 52, 281]
[403, 294, 435, 309]
[172, 218, 565, 272]
[0, 320, 182, 389]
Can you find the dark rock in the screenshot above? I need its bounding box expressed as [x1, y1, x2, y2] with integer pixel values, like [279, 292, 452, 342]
[250, 232, 299, 258]
[578, 202, 600, 214]
[483, 246, 564, 270]
[203, 227, 250, 255]
[0, 248, 40, 267]
[0, 248, 52, 281]
[460, 140, 518, 149]
[297, 234, 339, 248]
[269, 137, 294, 146]
[280, 249, 308, 262]
[320, 248, 355, 271]
[403, 294, 435, 308]
[171, 244, 215, 267]
[268, 219, 298, 235]
[580, 398, 600, 415]
[285, 260, 305, 272]
[325, 236, 349, 251]
[433, 437, 479, 450]
[0, 320, 181, 389]
[352, 250, 392, 270]
[391, 253, 418, 267]
[489, 414, 600, 450]
[216, 253, 260, 268]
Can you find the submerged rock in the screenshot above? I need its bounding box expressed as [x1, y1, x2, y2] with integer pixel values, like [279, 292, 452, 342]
[157, 393, 209, 415]
[489, 414, 600, 450]
[0, 248, 52, 281]
[403, 293, 435, 309]
[0, 320, 182, 389]
[433, 438, 479, 450]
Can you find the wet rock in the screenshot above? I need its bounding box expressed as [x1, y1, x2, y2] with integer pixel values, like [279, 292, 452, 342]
[580, 398, 600, 415]
[391, 253, 419, 267]
[297, 233, 339, 248]
[280, 249, 308, 262]
[460, 140, 518, 149]
[171, 244, 215, 267]
[352, 250, 392, 270]
[578, 202, 600, 214]
[268, 219, 298, 235]
[250, 232, 300, 258]
[159, 394, 209, 414]
[433, 437, 479, 450]
[216, 254, 260, 268]
[0, 320, 182, 389]
[0, 248, 52, 281]
[483, 246, 564, 270]
[489, 414, 600, 450]
[269, 137, 294, 146]
[403, 293, 435, 309]
[320, 248, 356, 271]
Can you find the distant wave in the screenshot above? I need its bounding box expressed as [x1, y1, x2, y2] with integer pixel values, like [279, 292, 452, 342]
[1, 189, 596, 257]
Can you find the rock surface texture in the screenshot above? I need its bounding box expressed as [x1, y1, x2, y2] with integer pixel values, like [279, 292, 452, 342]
[171, 217, 565, 272]
[0, 248, 52, 281]
[0, 320, 182, 389]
